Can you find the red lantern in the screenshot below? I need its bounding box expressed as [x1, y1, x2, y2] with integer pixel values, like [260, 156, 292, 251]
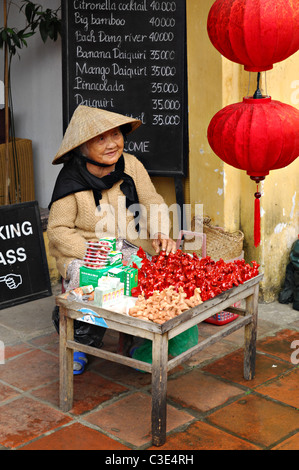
[207, 0, 299, 72]
[207, 96, 299, 246]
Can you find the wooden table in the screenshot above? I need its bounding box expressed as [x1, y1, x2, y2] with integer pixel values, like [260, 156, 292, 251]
[56, 273, 263, 446]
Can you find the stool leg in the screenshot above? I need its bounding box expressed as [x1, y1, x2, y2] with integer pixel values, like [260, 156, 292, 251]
[59, 307, 74, 412]
[151, 333, 168, 446]
[244, 284, 259, 380]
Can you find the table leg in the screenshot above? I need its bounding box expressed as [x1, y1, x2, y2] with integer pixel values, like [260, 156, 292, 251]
[59, 307, 74, 412]
[151, 333, 168, 446]
[244, 284, 259, 380]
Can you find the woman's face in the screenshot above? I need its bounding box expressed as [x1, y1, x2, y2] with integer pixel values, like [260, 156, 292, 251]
[85, 127, 124, 166]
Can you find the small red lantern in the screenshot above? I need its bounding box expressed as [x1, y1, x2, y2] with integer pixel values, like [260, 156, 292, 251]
[207, 0, 299, 71]
[207, 95, 299, 246]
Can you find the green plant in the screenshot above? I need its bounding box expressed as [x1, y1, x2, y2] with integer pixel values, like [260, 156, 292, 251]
[0, 0, 61, 205]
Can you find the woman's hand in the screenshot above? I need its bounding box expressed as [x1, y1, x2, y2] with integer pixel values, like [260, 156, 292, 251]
[152, 233, 177, 255]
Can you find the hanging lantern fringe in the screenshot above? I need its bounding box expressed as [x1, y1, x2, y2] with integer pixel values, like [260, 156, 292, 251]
[250, 176, 264, 248]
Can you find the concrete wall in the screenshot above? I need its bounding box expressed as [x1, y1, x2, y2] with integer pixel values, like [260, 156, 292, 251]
[240, 59, 299, 301]
[187, 0, 299, 301]
[0, 0, 62, 209]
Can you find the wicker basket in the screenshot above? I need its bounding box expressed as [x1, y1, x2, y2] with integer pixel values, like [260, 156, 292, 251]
[185, 216, 244, 261]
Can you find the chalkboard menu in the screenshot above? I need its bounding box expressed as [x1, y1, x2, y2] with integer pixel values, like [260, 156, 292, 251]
[0, 202, 52, 310]
[61, 0, 188, 177]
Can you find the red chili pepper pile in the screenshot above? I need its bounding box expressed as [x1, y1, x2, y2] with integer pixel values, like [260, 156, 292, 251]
[131, 248, 259, 301]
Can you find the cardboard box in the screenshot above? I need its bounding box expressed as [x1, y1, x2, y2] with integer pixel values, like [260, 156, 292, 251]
[107, 266, 138, 295]
[94, 282, 124, 308]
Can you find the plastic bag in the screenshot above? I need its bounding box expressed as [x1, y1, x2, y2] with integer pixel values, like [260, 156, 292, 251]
[278, 263, 295, 304]
[292, 269, 299, 311]
[131, 326, 199, 365]
[290, 239, 299, 270]
[52, 306, 105, 348]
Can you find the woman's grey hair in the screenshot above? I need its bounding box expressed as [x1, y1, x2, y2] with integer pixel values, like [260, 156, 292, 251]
[79, 142, 89, 156]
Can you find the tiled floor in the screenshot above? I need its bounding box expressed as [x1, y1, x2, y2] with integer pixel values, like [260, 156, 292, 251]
[0, 322, 298, 450]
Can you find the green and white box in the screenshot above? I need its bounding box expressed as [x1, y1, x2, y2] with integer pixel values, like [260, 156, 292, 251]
[79, 265, 111, 288]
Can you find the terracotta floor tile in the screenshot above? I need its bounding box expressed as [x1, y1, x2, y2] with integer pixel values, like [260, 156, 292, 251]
[198, 322, 226, 337]
[0, 349, 59, 391]
[0, 382, 20, 403]
[257, 329, 299, 363]
[184, 341, 236, 367]
[148, 420, 261, 450]
[32, 371, 128, 415]
[199, 318, 285, 344]
[256, 368, 299, 409]
[167, 370, 244, 412]
[203, 350, 293, 387]
[0, 397, 71, 449]
[198, 317, 261, 345]
[90, 355, 182, 387]
[207, 394, 299, 448]
[84, 391, 193, 447]
[29, 332, 59, 355]
[272, 432, 299, 450]
[220, 324, 247, 346]
[29, 332, 58, 347]
[21, 422, 130, 450]
[90, 359, 152, 387]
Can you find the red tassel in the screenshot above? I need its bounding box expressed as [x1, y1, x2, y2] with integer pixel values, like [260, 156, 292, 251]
[254, 185, 261, 247]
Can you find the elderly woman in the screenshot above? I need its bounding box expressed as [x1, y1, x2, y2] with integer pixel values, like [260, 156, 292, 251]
[48, 105, 177, 373]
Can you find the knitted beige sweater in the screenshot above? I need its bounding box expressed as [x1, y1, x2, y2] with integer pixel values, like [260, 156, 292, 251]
[47, 153, 171, 278]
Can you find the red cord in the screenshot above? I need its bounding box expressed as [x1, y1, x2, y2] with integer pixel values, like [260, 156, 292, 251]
[254, 184, 261, 247]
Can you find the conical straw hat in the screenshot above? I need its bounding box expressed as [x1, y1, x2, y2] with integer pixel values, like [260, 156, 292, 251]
[52, 106, 142, 164]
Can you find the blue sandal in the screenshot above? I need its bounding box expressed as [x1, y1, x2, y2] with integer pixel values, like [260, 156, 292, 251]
[73, 351, 88, 375]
